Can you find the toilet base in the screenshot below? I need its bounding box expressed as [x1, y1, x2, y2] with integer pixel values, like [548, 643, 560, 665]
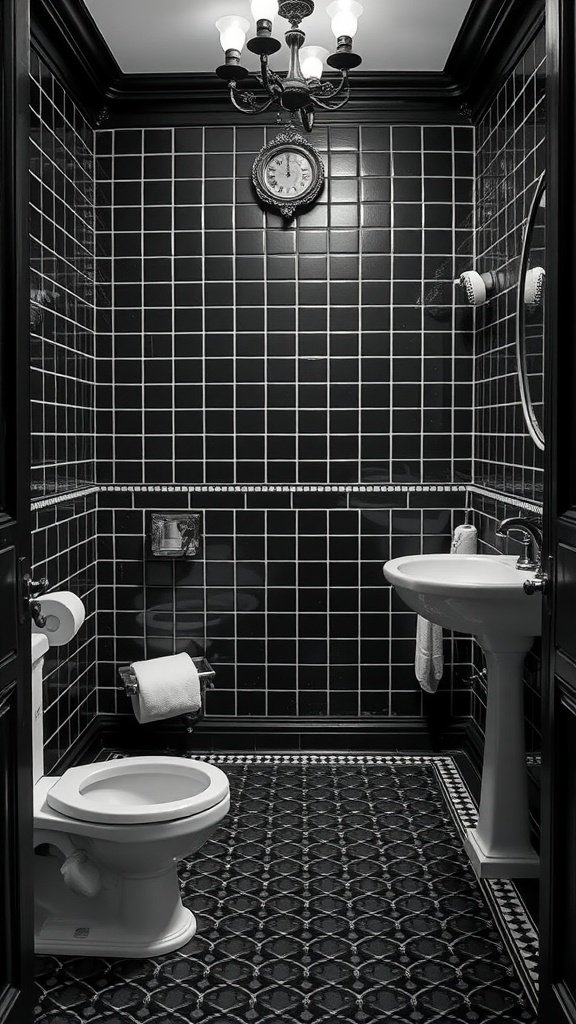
[35, 907, 196, 958]
[34, 852, 196, 958]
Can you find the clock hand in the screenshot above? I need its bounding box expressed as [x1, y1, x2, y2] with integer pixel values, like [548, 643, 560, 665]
[287, 154, 291, 178]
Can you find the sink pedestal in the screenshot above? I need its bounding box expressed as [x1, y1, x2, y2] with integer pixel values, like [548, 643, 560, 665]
[464, 634, 539, 879]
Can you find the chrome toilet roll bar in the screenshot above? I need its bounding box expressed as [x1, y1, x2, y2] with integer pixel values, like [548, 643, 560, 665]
[118, 657, 215, 696]
[118, 657, 215, 734]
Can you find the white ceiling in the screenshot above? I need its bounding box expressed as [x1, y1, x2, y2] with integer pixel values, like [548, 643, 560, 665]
[83, 0, 473, 75]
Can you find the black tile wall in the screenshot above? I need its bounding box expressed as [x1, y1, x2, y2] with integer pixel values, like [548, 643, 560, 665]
[31, 493, 98, 772]
[30, 50, 97, 499]
[475, 29, 546, 502]
[29, 51, 101, 765]
[471, 26, 546, 817]
[96, 488, 473, 721]
[95, 123, 474, 488]
[92, 120, 475, 722]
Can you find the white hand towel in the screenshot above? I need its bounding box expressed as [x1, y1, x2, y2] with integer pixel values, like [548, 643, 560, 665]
[415, 615, 444, 693]
[415, 521, 478, 693]
[130, 652, 201, 724]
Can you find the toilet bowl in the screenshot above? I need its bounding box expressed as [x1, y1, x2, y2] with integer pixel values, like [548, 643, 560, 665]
[31, 637, 230, 957]
[34, 757, 230, 957]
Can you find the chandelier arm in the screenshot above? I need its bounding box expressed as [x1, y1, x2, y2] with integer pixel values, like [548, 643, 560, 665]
[310, 84, 351, 111]
[229, 85, 277, 115]
[311, 72, 349, 102]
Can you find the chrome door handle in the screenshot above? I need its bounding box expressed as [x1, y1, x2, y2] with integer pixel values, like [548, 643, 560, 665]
[23, 574, 49, 626]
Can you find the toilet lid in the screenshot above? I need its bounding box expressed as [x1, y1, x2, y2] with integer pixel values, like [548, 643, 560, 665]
[45, 756, 229, 824]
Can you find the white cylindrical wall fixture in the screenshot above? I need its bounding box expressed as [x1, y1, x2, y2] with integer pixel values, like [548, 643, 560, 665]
[454, 270, 498, 306]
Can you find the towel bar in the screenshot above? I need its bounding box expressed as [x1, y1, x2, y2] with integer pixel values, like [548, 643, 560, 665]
[118, 657, 215, 697]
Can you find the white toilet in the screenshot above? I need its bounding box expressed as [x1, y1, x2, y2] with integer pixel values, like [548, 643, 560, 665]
[32, 635, 230, 958]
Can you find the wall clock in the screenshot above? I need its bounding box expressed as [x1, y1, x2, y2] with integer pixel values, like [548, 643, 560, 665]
[252, 126, 325, 219]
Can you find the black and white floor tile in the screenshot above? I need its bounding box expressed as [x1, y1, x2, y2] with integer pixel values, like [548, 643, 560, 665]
[35, 754, 537, 1023]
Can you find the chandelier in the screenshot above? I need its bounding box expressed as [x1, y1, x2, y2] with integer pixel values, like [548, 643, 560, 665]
[215, 0, 364, 132]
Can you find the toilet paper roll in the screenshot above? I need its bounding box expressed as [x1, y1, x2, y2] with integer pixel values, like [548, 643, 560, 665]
[451, 524, 478, 554]
[32, 591, 85, 647]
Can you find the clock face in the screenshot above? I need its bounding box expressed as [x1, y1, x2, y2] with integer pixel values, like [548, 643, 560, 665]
[264, 149, 314, 200]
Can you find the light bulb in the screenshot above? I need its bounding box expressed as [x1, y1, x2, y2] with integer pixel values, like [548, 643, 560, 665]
[251, 0, 278, 23]
[216, 15, 250, 53]
[327, 0, 364, 39]
[300, 45, 329, 80]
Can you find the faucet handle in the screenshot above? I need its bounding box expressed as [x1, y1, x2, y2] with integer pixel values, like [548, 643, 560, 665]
[515, 536, 537, 571]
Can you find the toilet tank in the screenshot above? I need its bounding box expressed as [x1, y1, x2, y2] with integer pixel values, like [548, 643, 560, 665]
[32, 633, 50, 783]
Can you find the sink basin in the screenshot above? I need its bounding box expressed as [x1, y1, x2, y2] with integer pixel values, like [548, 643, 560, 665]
[383, 553, 542, 639]
[383, 551, 543, 880]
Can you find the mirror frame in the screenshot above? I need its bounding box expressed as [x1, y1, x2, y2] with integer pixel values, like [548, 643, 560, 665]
[516, 171, 546, 451]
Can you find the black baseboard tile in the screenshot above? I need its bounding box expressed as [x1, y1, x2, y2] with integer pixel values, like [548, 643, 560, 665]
[54, 712, 472, 764]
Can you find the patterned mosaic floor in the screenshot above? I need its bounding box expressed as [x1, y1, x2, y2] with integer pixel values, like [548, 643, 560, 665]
[34, 756, 536, 1024]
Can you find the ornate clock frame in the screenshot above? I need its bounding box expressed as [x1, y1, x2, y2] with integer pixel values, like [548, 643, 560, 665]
[252, 126, 325, 219]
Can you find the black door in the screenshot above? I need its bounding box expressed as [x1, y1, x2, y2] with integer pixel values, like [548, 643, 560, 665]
[539, 2, 576, 1022]
[0, 2, 33, 1023]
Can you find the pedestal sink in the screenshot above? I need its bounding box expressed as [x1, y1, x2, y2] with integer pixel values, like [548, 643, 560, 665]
[383, 553, 542, 879]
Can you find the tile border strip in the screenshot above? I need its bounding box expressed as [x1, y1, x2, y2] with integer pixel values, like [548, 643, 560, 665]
[467, 484, 543, 513]
[30, 483, 543, 513]
[434, 755, 539, 1011]
[98, 483, 469, 494]
[31, 486, 99, 510]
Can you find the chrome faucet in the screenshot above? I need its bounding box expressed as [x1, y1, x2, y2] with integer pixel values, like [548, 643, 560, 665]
[496, 516, 543, 572]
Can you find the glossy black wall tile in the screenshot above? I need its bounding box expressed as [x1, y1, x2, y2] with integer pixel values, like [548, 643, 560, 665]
[475, 29, 545, 502]
[95, 123, 474, 488]
[91, 120, 476, 723]
[96, 488, 473, 720]
[471, 26, 545, 816]
[30, 50, 97, 499]
[31, 493, 98, 771]
[30, 52, 100, 765]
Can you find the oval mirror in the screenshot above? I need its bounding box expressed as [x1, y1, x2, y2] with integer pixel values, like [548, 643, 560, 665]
[516, 174, 546, 451]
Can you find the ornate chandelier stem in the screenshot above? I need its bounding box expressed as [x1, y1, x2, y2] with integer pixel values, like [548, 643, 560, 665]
[215, 1, 363, 131]
[260, 54, 284, 96]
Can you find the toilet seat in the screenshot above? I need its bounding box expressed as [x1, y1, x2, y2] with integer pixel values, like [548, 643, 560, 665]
[45, 756, 229, 825]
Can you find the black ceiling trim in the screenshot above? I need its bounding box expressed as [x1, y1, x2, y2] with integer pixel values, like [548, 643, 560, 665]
[31, 0, 545, 130]
[103, 71, 466, 128]
[446, 0, 545, 119]
[30, 0, 121, 122]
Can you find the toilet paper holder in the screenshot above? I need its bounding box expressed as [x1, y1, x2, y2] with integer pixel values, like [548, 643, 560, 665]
[118, 657, 216, 697]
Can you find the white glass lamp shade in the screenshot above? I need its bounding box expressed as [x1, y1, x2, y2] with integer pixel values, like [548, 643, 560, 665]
[216, 15, 251, 53]
[251, 0, 278, 23]
[300, 46, 329, 80]
[327, 0, 364, 39]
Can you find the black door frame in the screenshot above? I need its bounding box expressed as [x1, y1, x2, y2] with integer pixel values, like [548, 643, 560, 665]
[0, 1, 33, 1022]
[539, 1, 576, 1022]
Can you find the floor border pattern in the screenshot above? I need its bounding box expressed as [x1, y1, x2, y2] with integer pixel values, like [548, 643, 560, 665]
[107, 748, 540, 1011]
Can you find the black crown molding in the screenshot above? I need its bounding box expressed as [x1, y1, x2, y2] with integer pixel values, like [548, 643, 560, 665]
[104, 69, 465, 128]
[446, 0, 545, 121]
[30, 0, 119, 123]
[31, 0, 545, 129]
